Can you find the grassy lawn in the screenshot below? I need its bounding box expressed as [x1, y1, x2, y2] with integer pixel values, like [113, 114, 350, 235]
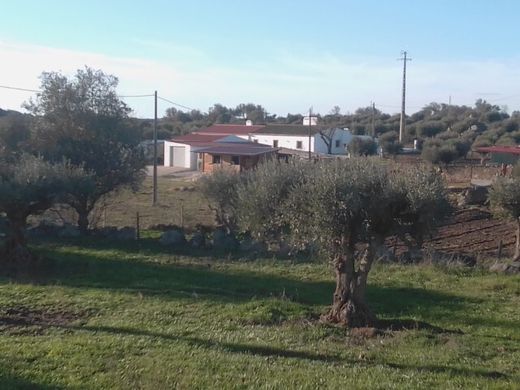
[98, 177, 215, 230]
[0, 238, 518, 389]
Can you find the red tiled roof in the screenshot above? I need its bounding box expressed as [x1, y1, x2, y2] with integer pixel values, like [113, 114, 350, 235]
[171, 134, 227, 144]
[474, 146, 520, 155]
[195, 144, 277, 156]
[195, 124, 265, 136]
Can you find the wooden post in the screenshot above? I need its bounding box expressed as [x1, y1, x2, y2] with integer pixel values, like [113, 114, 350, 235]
[136, 211, 140, 240]
[497, 240, 503, 259]
[180, 205, 184, 228]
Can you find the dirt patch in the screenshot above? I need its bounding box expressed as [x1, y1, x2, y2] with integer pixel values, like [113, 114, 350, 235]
[386, 207, 515, 260]
[0, 306, 92, 335]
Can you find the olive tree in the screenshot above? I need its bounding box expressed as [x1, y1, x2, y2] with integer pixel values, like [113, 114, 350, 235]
[347, 137, 377, 156]
[198, 169, 244, 233]
[24, 67, 146, 233]
[236, 158, 449, 327]
[489, 177, 520, 260]
[0, 155, 93, 263]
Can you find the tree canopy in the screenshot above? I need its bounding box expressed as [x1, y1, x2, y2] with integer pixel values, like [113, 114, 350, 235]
[231, 158, 450, 327]
[0, 154, 92, 263]
[24, 67, 146, 233]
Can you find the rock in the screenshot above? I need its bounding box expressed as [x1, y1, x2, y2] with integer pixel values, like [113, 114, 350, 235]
[0, 215, 8, 233]
[239, 238, 267, 254]
[376, 246, 397, 263]
[277, 241, 293, 257]
[398, 249, 423, 264]
[505, 261, 520, 274]
[189, 231, 206, 249]
[94, 227, 118, 238]
[26, 220, 61, 237]
[463, 185, 489, 206]
[160, 229, 186, 246]
[116, 227, 136, 240]
[57, 224, 81, 238]
[489, 262, 510, 273]
[212, 228, 238, 251]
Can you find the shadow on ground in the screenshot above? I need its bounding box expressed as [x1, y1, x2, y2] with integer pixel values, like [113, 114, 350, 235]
[0, 236, 503, 332]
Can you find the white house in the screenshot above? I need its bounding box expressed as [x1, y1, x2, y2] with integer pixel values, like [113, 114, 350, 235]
[249, 124, 355, 155]
[164, 134, 249, 169]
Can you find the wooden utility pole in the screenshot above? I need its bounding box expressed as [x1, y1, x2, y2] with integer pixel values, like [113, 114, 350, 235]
[153, 90, 158, 206]
[398, 51, 412, 143]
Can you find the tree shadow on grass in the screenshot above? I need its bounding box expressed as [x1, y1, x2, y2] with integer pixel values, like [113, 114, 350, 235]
[54, 323, 508, 380]
[0, 368, 62, 390]
[70, 324, 341, 362]
[3, 239, 509, 333]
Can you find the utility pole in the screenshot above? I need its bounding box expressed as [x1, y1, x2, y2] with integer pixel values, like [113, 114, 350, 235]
[153, 90, 158, 206]
[371, 101, 376, 137]
[398, 51, 412, 143]
[308, 107, 312, 160]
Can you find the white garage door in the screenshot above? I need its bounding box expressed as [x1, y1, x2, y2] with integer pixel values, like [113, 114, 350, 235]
[170, 146, 186, 167]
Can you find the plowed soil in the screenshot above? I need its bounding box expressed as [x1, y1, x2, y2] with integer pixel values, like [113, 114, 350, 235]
[424, 208, 515, 257]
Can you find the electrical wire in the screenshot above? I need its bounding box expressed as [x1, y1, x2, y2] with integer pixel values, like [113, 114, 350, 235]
[0, 84, 40, 93]
[157, 95, 198, 112]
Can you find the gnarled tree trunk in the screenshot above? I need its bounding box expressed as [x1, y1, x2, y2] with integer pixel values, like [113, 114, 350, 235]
[1, 212, 35, 264]
[322, 236, 379, 328]
[75, 198, 92, 235]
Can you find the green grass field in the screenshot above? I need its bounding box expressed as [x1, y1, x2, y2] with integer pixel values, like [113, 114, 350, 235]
[0, 237, 518, 389]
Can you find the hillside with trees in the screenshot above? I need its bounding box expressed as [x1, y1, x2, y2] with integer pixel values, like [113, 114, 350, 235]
[144, 99, 520, 164]
[2, 97, 518, 164]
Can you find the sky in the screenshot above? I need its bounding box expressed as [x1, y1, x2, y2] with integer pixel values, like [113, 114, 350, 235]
[2, 0, 520, 118]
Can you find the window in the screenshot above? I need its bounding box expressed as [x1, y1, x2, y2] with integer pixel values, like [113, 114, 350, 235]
[212, 155, 221, 164]
[296, 141, 303, 149]
[273, 140, 279, 147]
[231, 156, 240, 165]
[335, 140, 340, 148]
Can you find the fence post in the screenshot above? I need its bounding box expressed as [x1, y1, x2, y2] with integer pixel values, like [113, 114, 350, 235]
[497, 240, 503, 259]
[180, 205, 184, 228]
[136, 211, 140, 240]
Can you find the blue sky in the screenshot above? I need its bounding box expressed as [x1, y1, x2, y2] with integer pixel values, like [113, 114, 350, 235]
[2, 0, 520, 117]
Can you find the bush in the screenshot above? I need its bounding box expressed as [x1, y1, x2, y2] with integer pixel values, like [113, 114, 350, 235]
[198, 169, 243, 233]
[347, 137, 377, 156]
[421, 139, 459, 164]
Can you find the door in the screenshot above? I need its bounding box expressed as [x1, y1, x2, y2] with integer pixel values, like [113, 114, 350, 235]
[170, 146, 186, 167]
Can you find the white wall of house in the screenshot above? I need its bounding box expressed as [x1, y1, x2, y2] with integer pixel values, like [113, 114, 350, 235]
[314, 129, 355, 154]
[250, 134, 314, 152]
[164, 141, 195, 169]
[249, 128, 354, 155]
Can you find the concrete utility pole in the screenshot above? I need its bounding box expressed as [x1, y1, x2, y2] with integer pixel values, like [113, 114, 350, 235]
[398, 51, 412, 143]
[308, 107, 312, 160]
[153, 90, 158, 206]
[371, 101, 376, 137]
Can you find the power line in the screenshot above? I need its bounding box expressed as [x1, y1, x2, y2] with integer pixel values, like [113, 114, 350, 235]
[118, 94, 155, 98]
[157, 96, 198, 112]
[1, 84, 156, 99]
[0, 84, 40, 93]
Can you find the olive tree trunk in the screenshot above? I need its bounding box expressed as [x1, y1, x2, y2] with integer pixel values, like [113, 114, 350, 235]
[1, 212, 34, 263]
[323, 236, 381, 328]
[75, 198, 93, 235]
